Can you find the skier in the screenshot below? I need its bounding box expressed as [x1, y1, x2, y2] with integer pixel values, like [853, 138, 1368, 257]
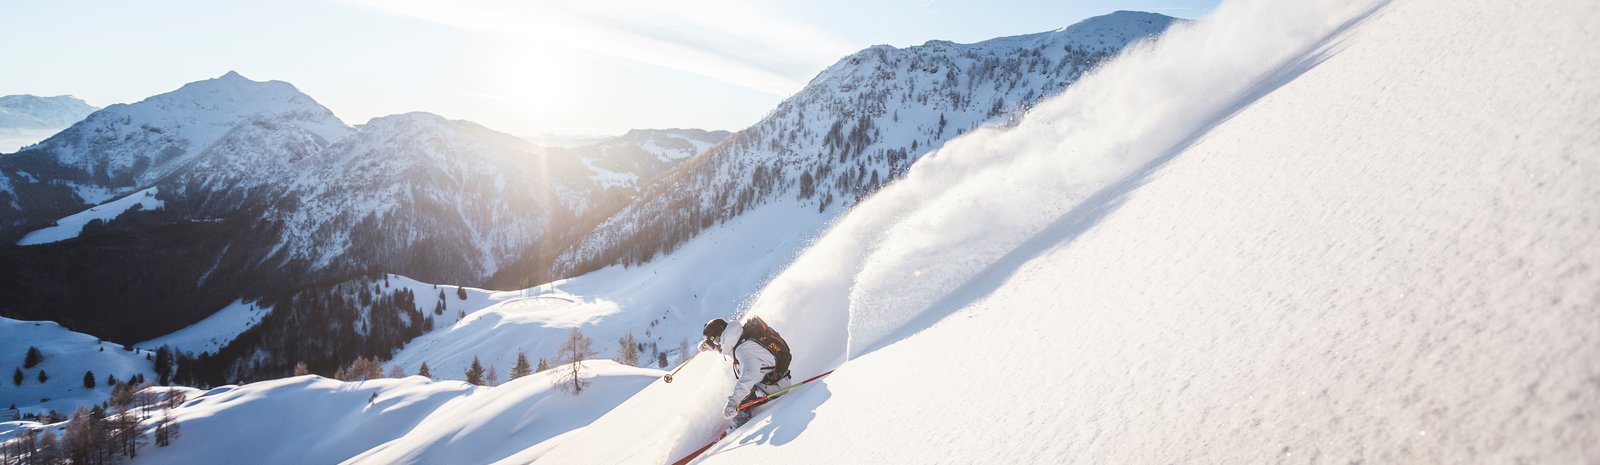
[701, 316, 792, 428]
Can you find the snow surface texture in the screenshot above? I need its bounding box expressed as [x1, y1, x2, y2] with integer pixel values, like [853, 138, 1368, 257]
[136, 299, 271, 355]
[15, 186, 164, 245]
[0, 317, 156, 416]
[696, 0, 1597, 463]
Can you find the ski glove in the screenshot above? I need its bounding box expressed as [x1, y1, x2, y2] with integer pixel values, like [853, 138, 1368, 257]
[722, 403, 739, 419]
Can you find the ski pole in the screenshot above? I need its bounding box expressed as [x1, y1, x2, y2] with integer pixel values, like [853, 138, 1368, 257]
[737, 369, 834, 411]
[663, 351, 700, 383]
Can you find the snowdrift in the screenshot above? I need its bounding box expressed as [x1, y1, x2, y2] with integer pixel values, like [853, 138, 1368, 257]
[128, 361, 658, 465]
[346, 361, 662, 465]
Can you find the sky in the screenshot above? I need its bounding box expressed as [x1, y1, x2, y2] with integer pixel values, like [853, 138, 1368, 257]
[0, 0, 1217, 139]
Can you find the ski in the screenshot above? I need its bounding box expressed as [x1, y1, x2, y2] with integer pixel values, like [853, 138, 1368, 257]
[666, 370, 835, 465]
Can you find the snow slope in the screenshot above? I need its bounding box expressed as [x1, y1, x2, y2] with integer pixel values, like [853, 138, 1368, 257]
[345, 361, 661, 465]
[0, 317, 156, 416]
[15, 186, 164, 245]
[687, 0, 1597, 463]
[119, 361, 658, 465]
[136, 299, 272, 355]
[128, 376, 473, 465]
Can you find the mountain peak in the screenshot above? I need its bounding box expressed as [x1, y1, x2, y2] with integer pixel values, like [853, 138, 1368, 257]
[219, 70, 247, 81]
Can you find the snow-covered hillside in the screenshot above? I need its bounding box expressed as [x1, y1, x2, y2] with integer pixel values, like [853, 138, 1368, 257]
[553, 11, 1179, 276]
[0, 318, 156, 416]
[688, 0, 1597, 462]
[15, 186, 163, 246]
[0, 95, 98, 153]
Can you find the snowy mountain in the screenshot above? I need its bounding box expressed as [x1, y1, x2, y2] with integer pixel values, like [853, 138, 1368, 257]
[0, 72, 345, 231]
[552, 10, 1178, 277]
[0, 95, 98, 153]
[5, 0, 1595, 462]
[0, 95, 99, 130]
[0, 73, 719, 351]
[561, 129, 730, 192]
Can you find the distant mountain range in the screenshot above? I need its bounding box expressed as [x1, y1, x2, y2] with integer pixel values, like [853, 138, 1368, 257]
[0, 94, 99, 152]
[0, 72, 726, 345]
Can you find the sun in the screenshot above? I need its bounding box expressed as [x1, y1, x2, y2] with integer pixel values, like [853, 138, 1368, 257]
[492, 45, 576, 120]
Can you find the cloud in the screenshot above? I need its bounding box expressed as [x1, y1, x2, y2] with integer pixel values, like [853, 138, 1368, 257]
[341, 0, 858, 97]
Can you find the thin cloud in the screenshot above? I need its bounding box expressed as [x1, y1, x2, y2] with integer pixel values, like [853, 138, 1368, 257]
[341, 0, 858, 97]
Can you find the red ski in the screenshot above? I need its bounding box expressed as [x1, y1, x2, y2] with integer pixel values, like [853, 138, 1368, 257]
[667, 370, 835, 465]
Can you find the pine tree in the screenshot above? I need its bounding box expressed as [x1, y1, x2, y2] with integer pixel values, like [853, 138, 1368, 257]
[456, 286, 467, 300]
[511, 352, 533, 379]
[24, 346, 43, 368]
[83, 371, 96, 389]
[37, 369, 48, 383]
[11, 367, 20, 386]
[536, 358, 550, 372]
[465, 357, 485, 385]
[418, 362, 433, 379]
[658, 352, 669, 368]
[154, 346, 174, 385]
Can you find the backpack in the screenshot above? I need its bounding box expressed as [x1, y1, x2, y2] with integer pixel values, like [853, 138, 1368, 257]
[738, 317, 791, 384]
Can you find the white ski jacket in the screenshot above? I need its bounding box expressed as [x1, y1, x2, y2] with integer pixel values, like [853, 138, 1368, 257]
[718, 322, 783, 407]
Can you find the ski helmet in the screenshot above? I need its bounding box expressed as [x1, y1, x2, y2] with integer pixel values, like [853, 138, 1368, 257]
[702, 318, 728, 345]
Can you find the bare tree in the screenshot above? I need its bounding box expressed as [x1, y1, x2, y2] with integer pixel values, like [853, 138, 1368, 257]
[293, 362, 310, 376]
[386, 364, 407, 379]
[555, 328, 596, 394]
[36, 429, 60, 465]
[616, 332, 640, 367]
[154, 390, 186, 448]
[486, 365, 500, 386]
[63, 406, 98, 464]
